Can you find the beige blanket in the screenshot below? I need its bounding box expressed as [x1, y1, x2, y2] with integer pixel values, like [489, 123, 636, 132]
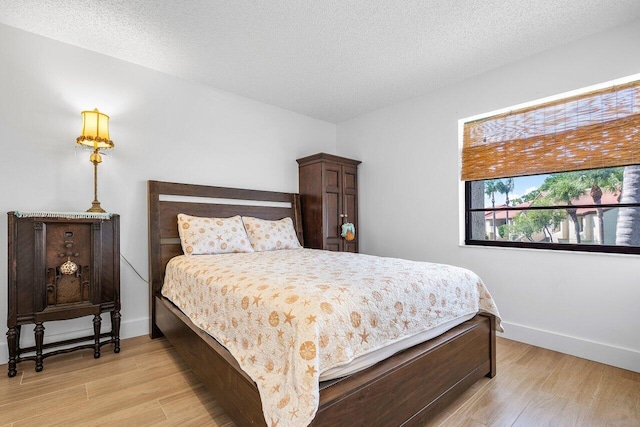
[162, 249, 502, 427]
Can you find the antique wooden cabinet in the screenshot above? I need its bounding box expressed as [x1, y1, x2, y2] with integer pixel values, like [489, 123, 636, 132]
[297, 153, 361, 252]
[6, 212, 121, 377]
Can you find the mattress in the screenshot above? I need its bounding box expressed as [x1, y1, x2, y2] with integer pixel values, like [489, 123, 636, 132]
[162, 248, 502, 427]
[319, 311, 475, 380]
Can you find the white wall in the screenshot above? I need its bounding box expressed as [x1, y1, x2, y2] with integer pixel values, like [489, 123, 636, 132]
[337, 20, 640, 372]
[0, 24, 336, 364]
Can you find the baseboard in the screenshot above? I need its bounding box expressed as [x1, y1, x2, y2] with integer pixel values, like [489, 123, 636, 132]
[3, 318, 637, 374]
[499, 321, 640, 373]
[0, 317, 148, 366]
[0, 342, 7, 366]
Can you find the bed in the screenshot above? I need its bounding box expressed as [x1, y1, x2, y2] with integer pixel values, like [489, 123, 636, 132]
[148, 180, 499, 426]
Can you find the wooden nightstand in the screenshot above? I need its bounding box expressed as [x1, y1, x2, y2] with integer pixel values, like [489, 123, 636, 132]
[6, 212, 121, 377]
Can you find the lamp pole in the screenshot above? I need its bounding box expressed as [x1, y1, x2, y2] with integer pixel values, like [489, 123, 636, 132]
[87, 148, 105, 213]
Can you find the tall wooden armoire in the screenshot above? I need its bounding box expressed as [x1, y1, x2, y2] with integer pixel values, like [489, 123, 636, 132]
[297, 153, 361, 252]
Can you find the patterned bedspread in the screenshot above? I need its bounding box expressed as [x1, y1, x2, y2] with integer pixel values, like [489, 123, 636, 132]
[162, 249, 502, 427]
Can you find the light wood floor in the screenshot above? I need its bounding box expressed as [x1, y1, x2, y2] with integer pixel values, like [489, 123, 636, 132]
[0, 336, 638, 426]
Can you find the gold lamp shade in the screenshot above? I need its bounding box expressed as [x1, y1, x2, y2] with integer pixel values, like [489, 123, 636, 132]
[77, 109, 113, 149]
[76, 108, 114, 213]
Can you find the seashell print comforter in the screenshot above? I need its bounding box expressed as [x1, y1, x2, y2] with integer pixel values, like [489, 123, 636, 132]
[162, 248, 502, 427]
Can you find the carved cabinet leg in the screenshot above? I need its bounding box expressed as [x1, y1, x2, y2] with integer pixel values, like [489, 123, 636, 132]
[93, 315, 101, 359]
[7, 327, 18, 377]
[15, 324, 21, 365]
[111, 310, 121, 353]
[34, 323, 45, 372]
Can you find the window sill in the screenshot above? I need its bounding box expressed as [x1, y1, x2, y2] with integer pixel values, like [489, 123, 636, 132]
[460, 240, 640, 257]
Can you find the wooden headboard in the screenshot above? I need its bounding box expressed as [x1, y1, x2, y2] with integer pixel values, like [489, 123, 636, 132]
[147, 180, 303, 338]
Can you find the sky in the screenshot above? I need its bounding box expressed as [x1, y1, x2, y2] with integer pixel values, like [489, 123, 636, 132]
[484, 174, 548, 207]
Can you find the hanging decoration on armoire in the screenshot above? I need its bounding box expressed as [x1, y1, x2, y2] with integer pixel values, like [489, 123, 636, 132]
[341, 222, 356, 241]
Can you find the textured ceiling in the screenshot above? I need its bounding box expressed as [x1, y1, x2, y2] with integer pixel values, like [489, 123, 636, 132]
[1, 1, 640, 123]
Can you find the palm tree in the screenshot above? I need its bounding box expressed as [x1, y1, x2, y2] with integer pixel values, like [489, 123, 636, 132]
[495, 178, 515, 231]
[541, 173, 585, 243]
[616, 165, 640, 246]
[578, 168, 622, 244]
[485, 179, 498, 240]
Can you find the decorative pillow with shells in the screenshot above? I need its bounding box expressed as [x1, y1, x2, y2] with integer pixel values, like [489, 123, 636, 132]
[242, 216, 302, 251]
[177, 214, 254, 255]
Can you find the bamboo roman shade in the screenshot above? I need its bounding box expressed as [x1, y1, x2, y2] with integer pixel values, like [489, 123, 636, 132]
[461, 80, 640, 181]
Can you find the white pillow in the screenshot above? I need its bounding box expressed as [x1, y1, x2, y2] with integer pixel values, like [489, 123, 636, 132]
[242, 216, 302, 251]
[177, 214, 254, 255]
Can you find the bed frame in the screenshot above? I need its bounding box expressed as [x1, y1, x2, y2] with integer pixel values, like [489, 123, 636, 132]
[148, 180, 496, 426]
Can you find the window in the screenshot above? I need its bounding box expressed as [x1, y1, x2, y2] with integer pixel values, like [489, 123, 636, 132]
[461, 77, 640, 254]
